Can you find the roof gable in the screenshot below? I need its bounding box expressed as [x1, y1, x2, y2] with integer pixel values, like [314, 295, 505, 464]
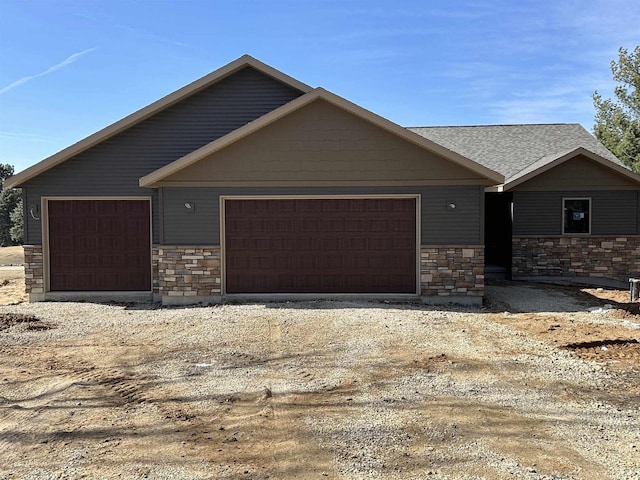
[504, 147, 640, 191]
[152, 98, 496, 186]
[5, 55, 311, 189]
[140, 88, 504, 187]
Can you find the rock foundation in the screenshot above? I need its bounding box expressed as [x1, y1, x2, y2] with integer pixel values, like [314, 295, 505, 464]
[23, 245, 44, 294]
[157, 246, 222, 301]
[420, 245, 484, 298]
[512, 236, 640, 282]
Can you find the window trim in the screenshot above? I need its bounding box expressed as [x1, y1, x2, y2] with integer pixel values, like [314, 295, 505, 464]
[562, 197, 591, 235]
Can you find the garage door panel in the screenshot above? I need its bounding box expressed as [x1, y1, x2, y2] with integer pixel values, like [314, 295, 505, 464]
[48, 200, 150, 291]
[50, 273, 74, 290]
[345, 220, 366, 232]
[74, 254, 99, 268]
[322, 238, 342, 250]
[345, 238, 367, 250]
[274, 219, 294, 233]
[74, 236, 98, 252]
[97, 236, 124, 251]
[300, 255, 319, 269]
[301, 219, 320, 232]
[225, 198, 416, 294]
[50, 253, 74, 269]
[296, 237, 320, 251]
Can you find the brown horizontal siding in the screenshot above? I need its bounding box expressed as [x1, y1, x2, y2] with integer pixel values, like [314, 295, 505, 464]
[163, 99, 488, 186]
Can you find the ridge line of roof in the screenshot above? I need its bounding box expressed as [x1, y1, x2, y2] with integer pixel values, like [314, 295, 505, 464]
[406, 123, 582, 128]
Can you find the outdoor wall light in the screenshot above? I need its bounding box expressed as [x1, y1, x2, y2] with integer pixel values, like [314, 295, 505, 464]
[30, 204, 40, 220]
[184, 201, 195, 213]
[447, 202, 457, 210]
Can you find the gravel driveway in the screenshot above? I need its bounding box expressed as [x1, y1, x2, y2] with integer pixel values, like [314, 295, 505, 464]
[0, 287, 638, 479]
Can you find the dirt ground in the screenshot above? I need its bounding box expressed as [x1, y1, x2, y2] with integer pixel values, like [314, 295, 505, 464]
[488, 283, 640, 407]
[0, 268, 27, 305]
[0, 275, 639, 478]
[0, 246, 24, 266]
[0, 246, 26, 305]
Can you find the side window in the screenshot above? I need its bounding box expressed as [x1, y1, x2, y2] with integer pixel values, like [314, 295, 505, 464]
[563, 198, 590, 234]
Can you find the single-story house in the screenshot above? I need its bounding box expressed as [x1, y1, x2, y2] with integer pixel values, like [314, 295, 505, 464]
[6, 55, 640, 305]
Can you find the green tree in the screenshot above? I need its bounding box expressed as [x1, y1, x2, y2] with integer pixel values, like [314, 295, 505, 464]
[10, 197, 23, 244]
[0, 164, 22, 246]
[0, 189, 21, 246]
[593, 46, 640, 173]
[0, 164, 14, 187]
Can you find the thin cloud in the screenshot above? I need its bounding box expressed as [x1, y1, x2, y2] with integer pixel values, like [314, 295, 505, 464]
[0, 130, 50, 142]
[487, 76, 603, 127]
[0, 47, 97, 95]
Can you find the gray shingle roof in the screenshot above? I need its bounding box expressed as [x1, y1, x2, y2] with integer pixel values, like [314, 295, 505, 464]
[407, 124, 624, 180]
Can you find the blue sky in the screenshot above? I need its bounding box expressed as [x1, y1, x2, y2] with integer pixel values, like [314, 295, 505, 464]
[0, 0, 639, 174]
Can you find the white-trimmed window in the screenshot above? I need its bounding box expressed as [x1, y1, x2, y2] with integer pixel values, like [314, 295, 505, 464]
[563, 198, 591, 234]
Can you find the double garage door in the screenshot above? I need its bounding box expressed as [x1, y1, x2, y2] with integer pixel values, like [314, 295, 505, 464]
[225, 198, 418, 294]
[48, 200, 151, 291]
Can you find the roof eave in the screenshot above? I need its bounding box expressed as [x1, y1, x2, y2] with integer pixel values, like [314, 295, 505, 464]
[4, 54, 312, 190]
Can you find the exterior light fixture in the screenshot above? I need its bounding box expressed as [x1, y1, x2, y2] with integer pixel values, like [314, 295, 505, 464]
[447, 203, 456, 210]
[30, 204, 40, 220]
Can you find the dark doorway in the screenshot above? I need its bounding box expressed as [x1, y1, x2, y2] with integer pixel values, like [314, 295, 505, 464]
[484, 192, 513, 279]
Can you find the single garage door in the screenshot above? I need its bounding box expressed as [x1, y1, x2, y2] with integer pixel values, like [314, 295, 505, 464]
[224, 198, 417, 294]
[48, 199, 151, 291]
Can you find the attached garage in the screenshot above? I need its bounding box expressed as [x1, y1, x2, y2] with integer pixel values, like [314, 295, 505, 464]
[223, 197, 418, 294]
[46, 199, 151, 291]
[7, 56, 505, 304]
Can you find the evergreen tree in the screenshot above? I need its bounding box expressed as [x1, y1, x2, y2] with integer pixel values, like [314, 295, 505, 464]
[0, 164, 22, 246]
[0, 189, 21, 246]
[593, 46, 640, 173]
[10, 197, 23, 244]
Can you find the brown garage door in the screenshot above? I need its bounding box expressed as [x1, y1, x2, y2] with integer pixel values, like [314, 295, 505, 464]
[225, 198, 417, 294]
[48, 200, 151, 291]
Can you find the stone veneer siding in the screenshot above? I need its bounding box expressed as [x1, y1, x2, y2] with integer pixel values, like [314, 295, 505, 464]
[152, 247, 160, 296]
[512, 236, 640, 282]
[420, 245, 484, 298]
[23, 245, 44, 294]
[157, 246, 221, 299]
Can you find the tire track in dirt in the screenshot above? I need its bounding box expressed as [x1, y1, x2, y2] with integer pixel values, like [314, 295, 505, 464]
[254, 316, 338, 477]
[69, 360, 148, 405]
[0, 404, 37, 454]
[0, 346, 91, 472]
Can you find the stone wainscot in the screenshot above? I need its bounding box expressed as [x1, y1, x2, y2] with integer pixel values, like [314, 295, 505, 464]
[23, 245, 44, 301]
[420, 245, 484, 305]
[156, 246, 222, 305]
[512, 236, 640, 284]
